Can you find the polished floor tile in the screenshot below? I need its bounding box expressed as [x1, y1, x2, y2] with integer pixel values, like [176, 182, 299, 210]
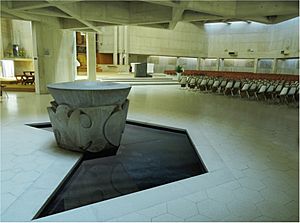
[1, 84, 299, 222]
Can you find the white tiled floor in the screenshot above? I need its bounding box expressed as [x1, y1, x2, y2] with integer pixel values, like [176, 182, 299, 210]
[1, 85, 299, 222]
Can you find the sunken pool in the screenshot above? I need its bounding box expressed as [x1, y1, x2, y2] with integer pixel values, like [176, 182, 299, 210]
[28, 120, 207, 219]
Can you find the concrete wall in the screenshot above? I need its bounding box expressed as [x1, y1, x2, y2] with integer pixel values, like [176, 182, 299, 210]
[205, 17, 299, 59]
[11, 20, 34, 58]
[96, 17, 298, 74]
[32, 22, 75, 93]
[0, 19, 12, 59]
[96, 22, 207, 58]
[97, 26, 114, 54]
[128, 22, 207, 57]
[148, 56, 177, 73]
[0, 18, 33, 58]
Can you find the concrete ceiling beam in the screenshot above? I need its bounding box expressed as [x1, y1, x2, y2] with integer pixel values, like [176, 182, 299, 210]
[0, 11, 25, 20]
[79, 1, 129, 26]
[1, 0, 298, 29]
[247, 13, 299, 24]
[182, 11, 224, 22]
[140, 23, 170, 29]
[169, 1, 188, 29]
[235, 1, 299, 17]
[138, 0, 178, 8]
[47, 1, 103, 33]
[23, 8, 72, 18]
[10, 1, 50, 11]
[61, 18, 86, 29]
[187, 1, 237, 17]
[1, 5, 42, 22]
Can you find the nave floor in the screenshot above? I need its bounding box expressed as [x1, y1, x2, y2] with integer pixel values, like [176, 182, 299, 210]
[1, 85, 298, 222]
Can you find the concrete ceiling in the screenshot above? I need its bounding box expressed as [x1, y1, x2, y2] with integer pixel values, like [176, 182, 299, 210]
[1, 0, 299, 32]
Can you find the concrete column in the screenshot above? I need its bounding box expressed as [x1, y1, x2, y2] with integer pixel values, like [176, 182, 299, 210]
[118, 26, 124, 65]
[253, 58, 259, 73]
[31, 22, 42, 94]
[196, 57, 201, 70]
[0, 27, 3, 59]
[32, 22, 75, 94]
[86, 32, 96, 81]
[73, 31, 78, 80]
[124, 26, 129, 65]
[272, 58, 278, 74]
[216, 58, 220, 71]
[113, 26, 118, 65]
[219, 58, 224, 71]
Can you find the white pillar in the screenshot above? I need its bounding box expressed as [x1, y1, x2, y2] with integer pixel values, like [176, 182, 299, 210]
[113, 26, 118, 65]
[197, 57, 201, 70]
[86, 32, 96, 81]
[118, 26, 124, 65]
[31, 22, 42, 94]
[219, 58, 224, 71]
[254, 58, 259, 73]
[272, 58, 278, 74]
[73, 31, 77, 80]
[216, 58, 220, 71]
[124, 26, 129, 65]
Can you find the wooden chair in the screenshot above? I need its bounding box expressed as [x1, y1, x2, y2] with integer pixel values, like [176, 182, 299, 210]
[218, 80, 227, 93]
[231, 81, 241, 96]
[224, 81, 234, 95]
[206, 79, 214, 91]
[199, 79, 208, 91]
[0, 84, 8, 98]
[179, 76, 187, 88]
[211, 80, 220, 93]
[15, 74, 24, 84]
[255, 85, 267, 100]
[22, 71, 35, 85]
[188, 77, 197, 89]
[239, 83, 250, 98]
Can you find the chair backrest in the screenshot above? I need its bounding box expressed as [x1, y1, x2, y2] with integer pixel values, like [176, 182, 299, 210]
[249, 83, 257, 90]
[207, 79, 214, 86]
[233, 81, 240, 88]
[187, 76, 193, 83]
[190, 78, 196, 85]
[180, 77, 187, 84]
[200, 79, 207, 86]
[197, 77, 203, 85]
[279, 87, 289, 96]
[288, 87, 297, 95]
[225, 81, 233, 89]
[275, 84, 283, 93]
[212, 80, 220, 87]
[241, 83, 250, 91]
[220, 80, 227, 87]
[266, 85, 275, 93]
[258, 85, 267, 93]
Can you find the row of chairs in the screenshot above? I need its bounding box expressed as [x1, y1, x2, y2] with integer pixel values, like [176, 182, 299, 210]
[179, 75, 299, 106]
[165, 70, 298, 82]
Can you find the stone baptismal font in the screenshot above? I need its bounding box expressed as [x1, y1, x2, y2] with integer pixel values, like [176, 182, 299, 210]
[47, 81, 131, 153]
